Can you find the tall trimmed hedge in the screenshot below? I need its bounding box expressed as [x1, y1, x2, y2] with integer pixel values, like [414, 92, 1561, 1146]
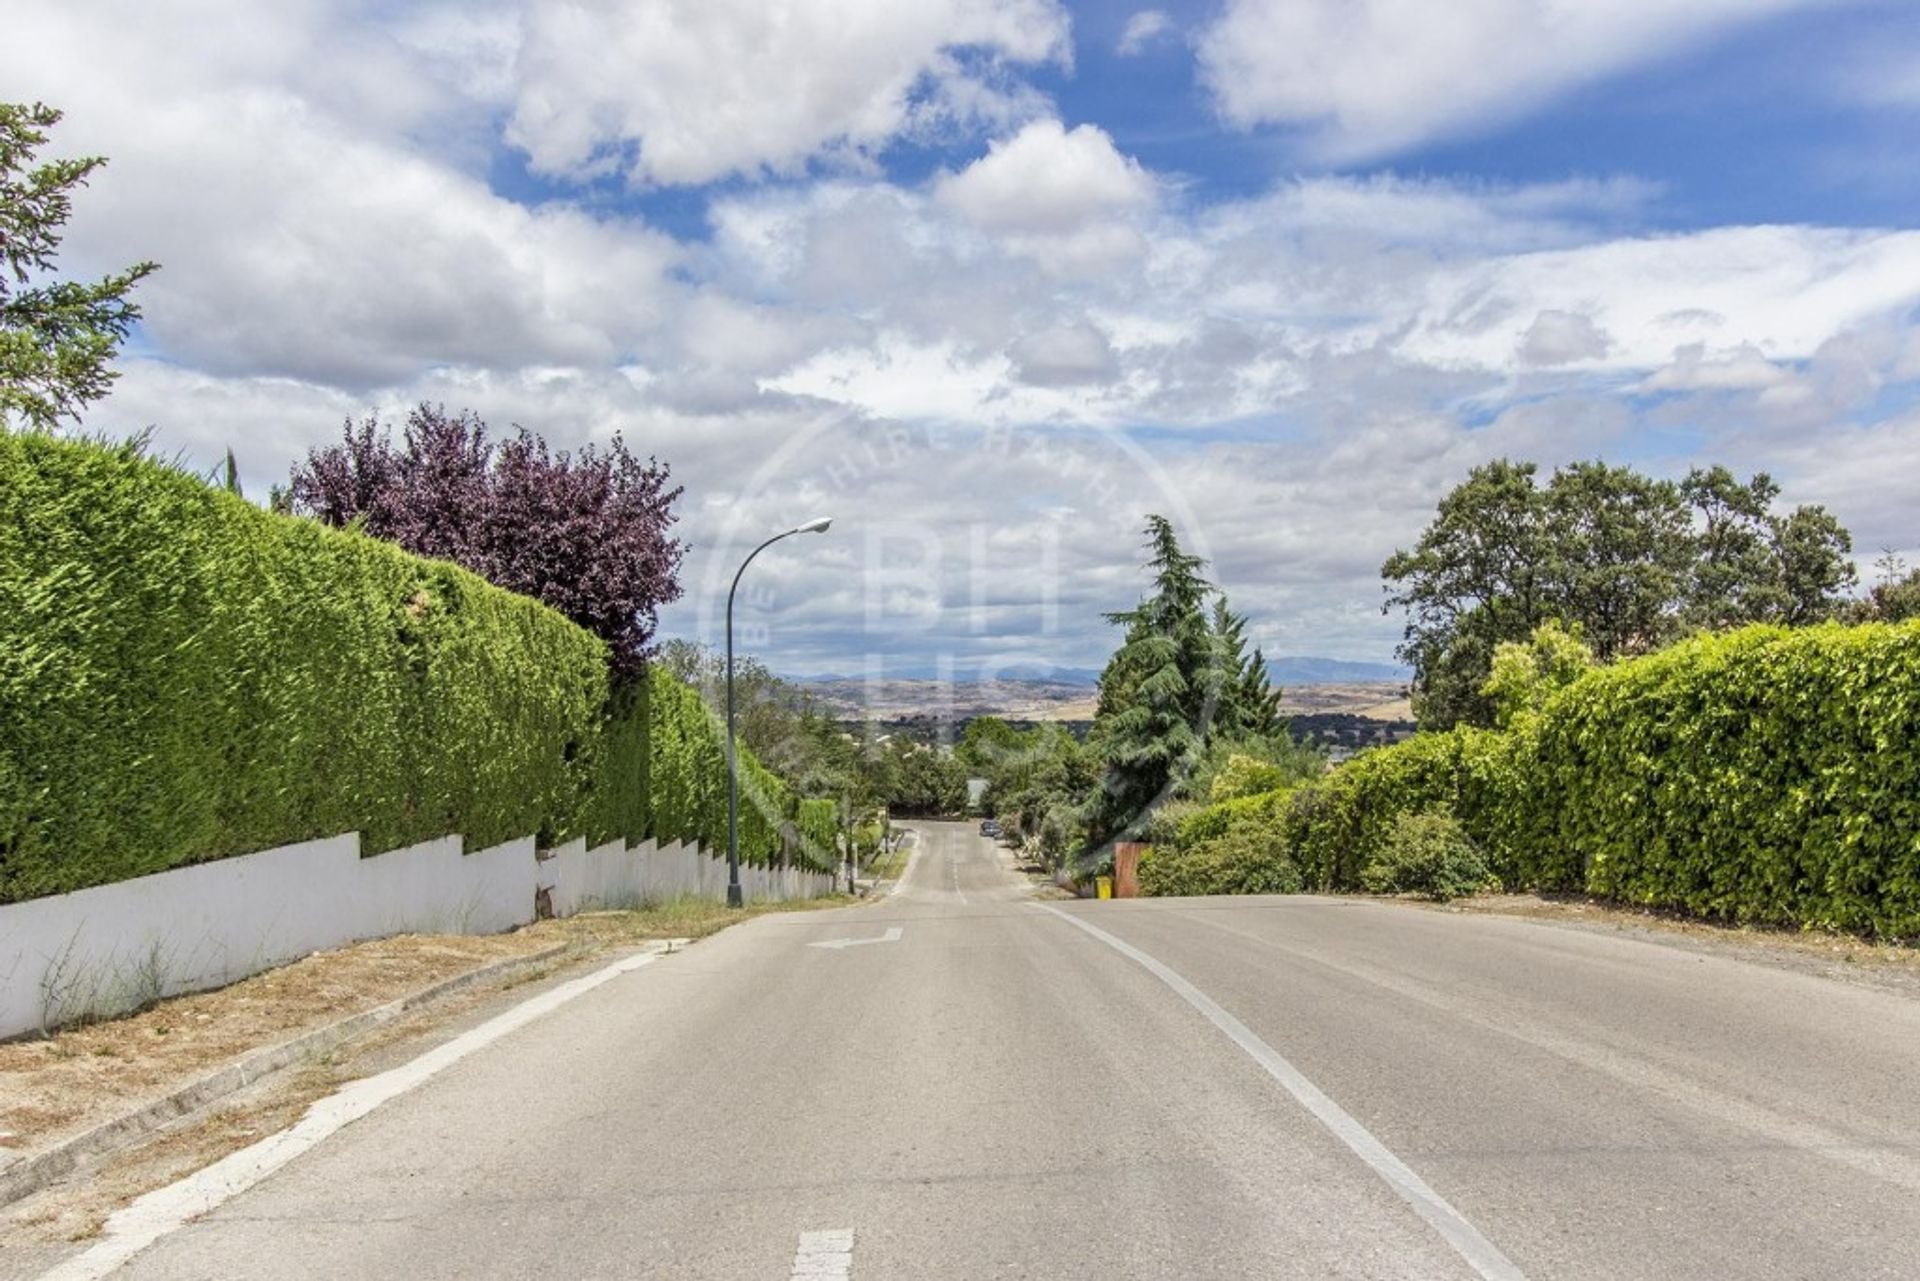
[0, 432, 801, 903]
[1150, 620, 1920, 937]
[797, 798, 839, 869]
[1527, 622, 1920, 934]
[642, 672, 803, 869]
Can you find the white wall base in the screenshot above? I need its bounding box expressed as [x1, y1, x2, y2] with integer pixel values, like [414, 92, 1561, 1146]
[0, 830, 834, 1040]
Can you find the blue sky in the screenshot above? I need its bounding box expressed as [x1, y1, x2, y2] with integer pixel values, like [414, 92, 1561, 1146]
[8, 0, 1920, 673]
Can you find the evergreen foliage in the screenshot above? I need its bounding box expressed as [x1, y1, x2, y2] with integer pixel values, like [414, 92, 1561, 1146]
[1085, 515, 1284, 846]
[1144, 620, 1920, 938]
[0, 102, 156, 430]
[1360, 811, 1490, 901]
[0, 431, 800, 903]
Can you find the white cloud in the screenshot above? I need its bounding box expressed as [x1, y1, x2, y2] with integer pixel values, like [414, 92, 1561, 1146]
[15, 1, 1920, 666]
[505, 0, 1072, 186]
[1518, 311, 1611, 366]
[1117, 10, 1174, 56]
[936, 119, 1155, 233]
[1640, 343, 1790, 392]
[0, 3, 682, 389]
[1197, 0, 1826, 159]
[1011, 323, 1120, 386]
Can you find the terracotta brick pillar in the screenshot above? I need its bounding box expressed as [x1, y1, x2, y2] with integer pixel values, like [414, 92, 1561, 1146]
[1113, 842, 1145, 898]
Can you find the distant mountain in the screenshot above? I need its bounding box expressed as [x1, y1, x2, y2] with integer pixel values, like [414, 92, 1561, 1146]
[788, 657, 1403, 689]
[788, 662, 1102, 686]
[1266, 656, 1410, 685]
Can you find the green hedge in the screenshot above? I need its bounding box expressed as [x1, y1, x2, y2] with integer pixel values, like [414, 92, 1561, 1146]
[1286, 725, 1526, 892]
[1145, 621, 1920, 937]
[797, 797, 839, 869]
[0, 432, 803, 903]
[640, 673, 803, 869]
[1527, 622, 1920, 934]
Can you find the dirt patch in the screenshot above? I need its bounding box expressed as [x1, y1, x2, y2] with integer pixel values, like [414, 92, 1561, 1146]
[0, 933, 555, 1160]
[1425, 892, 1920, 997]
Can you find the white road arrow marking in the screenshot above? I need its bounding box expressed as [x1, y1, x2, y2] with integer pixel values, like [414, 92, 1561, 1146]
[808, 926, 903, 950]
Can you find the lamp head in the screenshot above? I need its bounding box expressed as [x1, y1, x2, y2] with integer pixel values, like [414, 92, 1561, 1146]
[795, 516, 834, 535]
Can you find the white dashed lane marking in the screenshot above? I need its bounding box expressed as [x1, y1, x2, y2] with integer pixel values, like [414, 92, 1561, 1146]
[790, 1228, 854, 1279]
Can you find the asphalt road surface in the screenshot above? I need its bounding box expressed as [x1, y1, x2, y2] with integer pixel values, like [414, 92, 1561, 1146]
[65, 822, 1920, 1278]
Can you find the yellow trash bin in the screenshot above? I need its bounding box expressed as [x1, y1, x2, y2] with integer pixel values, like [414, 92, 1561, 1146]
[1095, 875, 1113, 899]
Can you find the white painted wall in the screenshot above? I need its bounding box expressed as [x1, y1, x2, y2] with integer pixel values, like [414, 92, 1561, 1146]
[0, 830, 835, 1040]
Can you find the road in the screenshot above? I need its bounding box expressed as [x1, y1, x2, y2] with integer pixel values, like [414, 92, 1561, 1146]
[64, 821, 1920, 1278]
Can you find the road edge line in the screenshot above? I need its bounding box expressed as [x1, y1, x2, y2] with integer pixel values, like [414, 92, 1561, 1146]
[36, 947, 670, 1281]
[1035, 904, 1527, 1281]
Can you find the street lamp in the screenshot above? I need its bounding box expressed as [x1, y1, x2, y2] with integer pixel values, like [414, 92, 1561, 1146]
[727, 517, 833, 907]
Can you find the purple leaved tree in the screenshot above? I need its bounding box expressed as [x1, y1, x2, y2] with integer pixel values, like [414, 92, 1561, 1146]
[289, 404, 684, 678]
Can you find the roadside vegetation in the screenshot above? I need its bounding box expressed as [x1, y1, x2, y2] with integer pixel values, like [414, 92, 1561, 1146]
[0, 101, 851, 905]
[985, 478, 1918, 943]
[1142, 610, 1920, 936]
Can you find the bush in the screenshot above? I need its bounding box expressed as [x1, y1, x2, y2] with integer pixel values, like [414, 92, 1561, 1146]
[1361, 811, 1489, 901]
[0, 431, 800, 903]
[1296, 620, 1920, 935]
[1141, 805, 1304, 897]
[1285, 727, 1527, 891]
[797, 797, 839, 868]
[1172, 786, 1293, 850]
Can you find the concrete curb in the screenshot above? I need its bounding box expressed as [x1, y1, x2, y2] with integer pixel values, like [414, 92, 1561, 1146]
[0, 942, 575, 1209]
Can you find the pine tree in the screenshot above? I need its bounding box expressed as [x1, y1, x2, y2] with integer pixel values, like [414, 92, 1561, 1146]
[1087, 516, 1217, 842]
[1, 102, 156, 429]
[1209, 597, 1283, 740]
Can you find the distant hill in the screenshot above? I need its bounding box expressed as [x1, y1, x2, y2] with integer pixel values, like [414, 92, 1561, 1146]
[791, 662, 1102, 685]
[790, 655, 1409, 722]
[790, 657, 1402, 687]
[1266, 656, 1410, 685]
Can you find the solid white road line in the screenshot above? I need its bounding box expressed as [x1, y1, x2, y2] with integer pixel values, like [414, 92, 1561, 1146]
[38, 949, 669, 1281]
[790, 1227, 854, 1279]
[1037, 904, 1527, 1281]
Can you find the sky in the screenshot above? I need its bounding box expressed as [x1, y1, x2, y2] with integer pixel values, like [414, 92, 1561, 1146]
[9, 0, 1920, 678]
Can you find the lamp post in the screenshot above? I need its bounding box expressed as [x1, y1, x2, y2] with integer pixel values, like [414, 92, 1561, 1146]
[727, 517, 833, 908]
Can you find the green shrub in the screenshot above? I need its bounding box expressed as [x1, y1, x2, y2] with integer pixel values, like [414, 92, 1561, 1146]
[1361, 811, 1489, 901]
[0, 431, 803, 902]
[1295, 620, 1920, 935]
[1284, 727, 1527, 891]
[1141, 806, 1304, 897]
[1172, 786, 1293, 851]
[638, 671, 799, 869]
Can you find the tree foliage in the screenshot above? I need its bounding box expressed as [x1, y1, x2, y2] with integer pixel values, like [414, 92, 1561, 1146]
[1385, 459, 1856, 727]
[289, 405, 684, 679]
[0, 102, 156, 430]
[1084, 516, 1287, 846]
[1482, 620, 1595, 729]
[1859, 553, 1920, 624]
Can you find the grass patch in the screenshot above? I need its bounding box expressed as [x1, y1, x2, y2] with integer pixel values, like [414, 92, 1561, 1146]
[864, 841, 911, 882]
